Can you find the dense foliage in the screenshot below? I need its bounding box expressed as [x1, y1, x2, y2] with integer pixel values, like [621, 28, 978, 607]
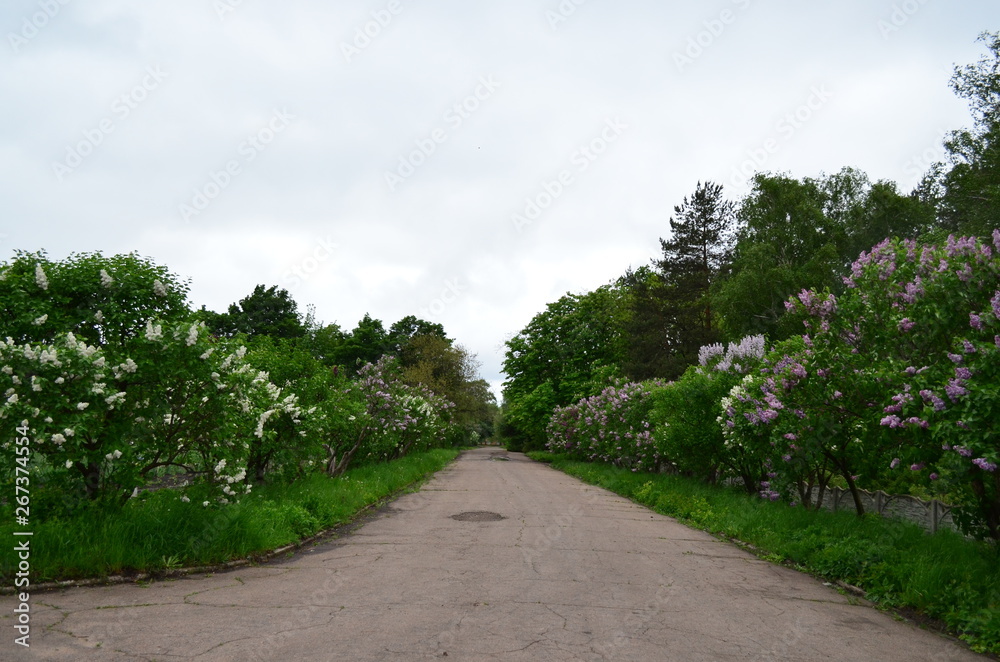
[501, 32, 1000, 542]
[0, 251, 495, 519]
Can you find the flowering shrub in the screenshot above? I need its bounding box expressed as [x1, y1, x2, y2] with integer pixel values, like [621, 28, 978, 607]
[306, 356, 455, 477]
[546, 381, 665, 472]
[0, 251, 462, 517]
[721, 233, 1000, 539]
[653, 335, 769, 487]
[0, 320, 302, 505]
[864, 233, 1000, 539]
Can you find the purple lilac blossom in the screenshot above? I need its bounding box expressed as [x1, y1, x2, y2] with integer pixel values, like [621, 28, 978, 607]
[972, 458, 997, 472]
[880, 415, 902, 428]
[945, 379, 969, 402]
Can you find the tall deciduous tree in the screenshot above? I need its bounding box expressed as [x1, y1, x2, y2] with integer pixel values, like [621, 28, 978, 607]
[502, 285, 627, 449]
[929, 31, 1000, 238]
[712, 169, 934, 342]
[207, 284, 305, 339]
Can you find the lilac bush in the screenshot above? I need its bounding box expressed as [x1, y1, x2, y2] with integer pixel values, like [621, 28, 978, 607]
[722, 232, 1000, 538]
[546, 381, 666, 472]
[309, 355, 455, 477]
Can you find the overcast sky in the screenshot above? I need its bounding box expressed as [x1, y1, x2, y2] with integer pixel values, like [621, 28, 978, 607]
[1, 1, 996, 399]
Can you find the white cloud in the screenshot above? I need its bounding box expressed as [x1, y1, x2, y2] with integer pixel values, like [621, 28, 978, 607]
[0, 0, 991, 398]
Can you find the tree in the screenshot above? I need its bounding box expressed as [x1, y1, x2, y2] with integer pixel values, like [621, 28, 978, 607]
[619, 182, 736, 381]
[399, 335, 495, 438]
[388, 315, 448, 353]
[618, 266, 672, 380]
[929, 31, 1000, 238]
[710, 169, 934, 341]
[654, 181, 736, 376]
[0, 253, 319, 505]
[302, 322, 348, 368]
[0, 250, 190, 348]
[208, 285, 305, 339]
[335, 314, 390, 373]
[502, 286, 627, 449]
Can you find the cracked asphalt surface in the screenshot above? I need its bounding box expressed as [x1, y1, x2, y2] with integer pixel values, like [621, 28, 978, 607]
[0, 448, 987, 661]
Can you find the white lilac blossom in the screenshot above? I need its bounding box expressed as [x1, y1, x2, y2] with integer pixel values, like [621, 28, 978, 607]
[100, 269, 114, 287]
[152, 279, 168, 297]
[145, 320, 163, 341]
[94, 310, 104, 322]
[255, 409, 276, 437]
[34, 264, 48, 290]
[33, 314, 47, 325]
[185, 323, 200, 346]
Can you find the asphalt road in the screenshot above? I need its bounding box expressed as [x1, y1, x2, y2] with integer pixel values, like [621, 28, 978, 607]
[0, 448, 987, 661]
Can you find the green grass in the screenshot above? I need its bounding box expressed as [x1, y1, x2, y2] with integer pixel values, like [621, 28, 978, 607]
[529, 451, 1000, 655]
[1, 448, 459, 583]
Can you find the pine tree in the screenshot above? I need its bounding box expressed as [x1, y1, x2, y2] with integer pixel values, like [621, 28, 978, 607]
[623, 181, 735, 380]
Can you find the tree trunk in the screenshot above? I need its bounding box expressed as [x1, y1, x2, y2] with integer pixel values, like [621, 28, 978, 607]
[843, 471, 865, 516]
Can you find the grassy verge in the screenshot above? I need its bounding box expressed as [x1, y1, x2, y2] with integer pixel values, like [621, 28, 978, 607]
[529, 451, 1000, 655]
[2, 448, 459, 584]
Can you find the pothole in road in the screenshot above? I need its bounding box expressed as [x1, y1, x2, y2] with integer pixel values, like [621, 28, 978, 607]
[451, 511, 505, 522]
